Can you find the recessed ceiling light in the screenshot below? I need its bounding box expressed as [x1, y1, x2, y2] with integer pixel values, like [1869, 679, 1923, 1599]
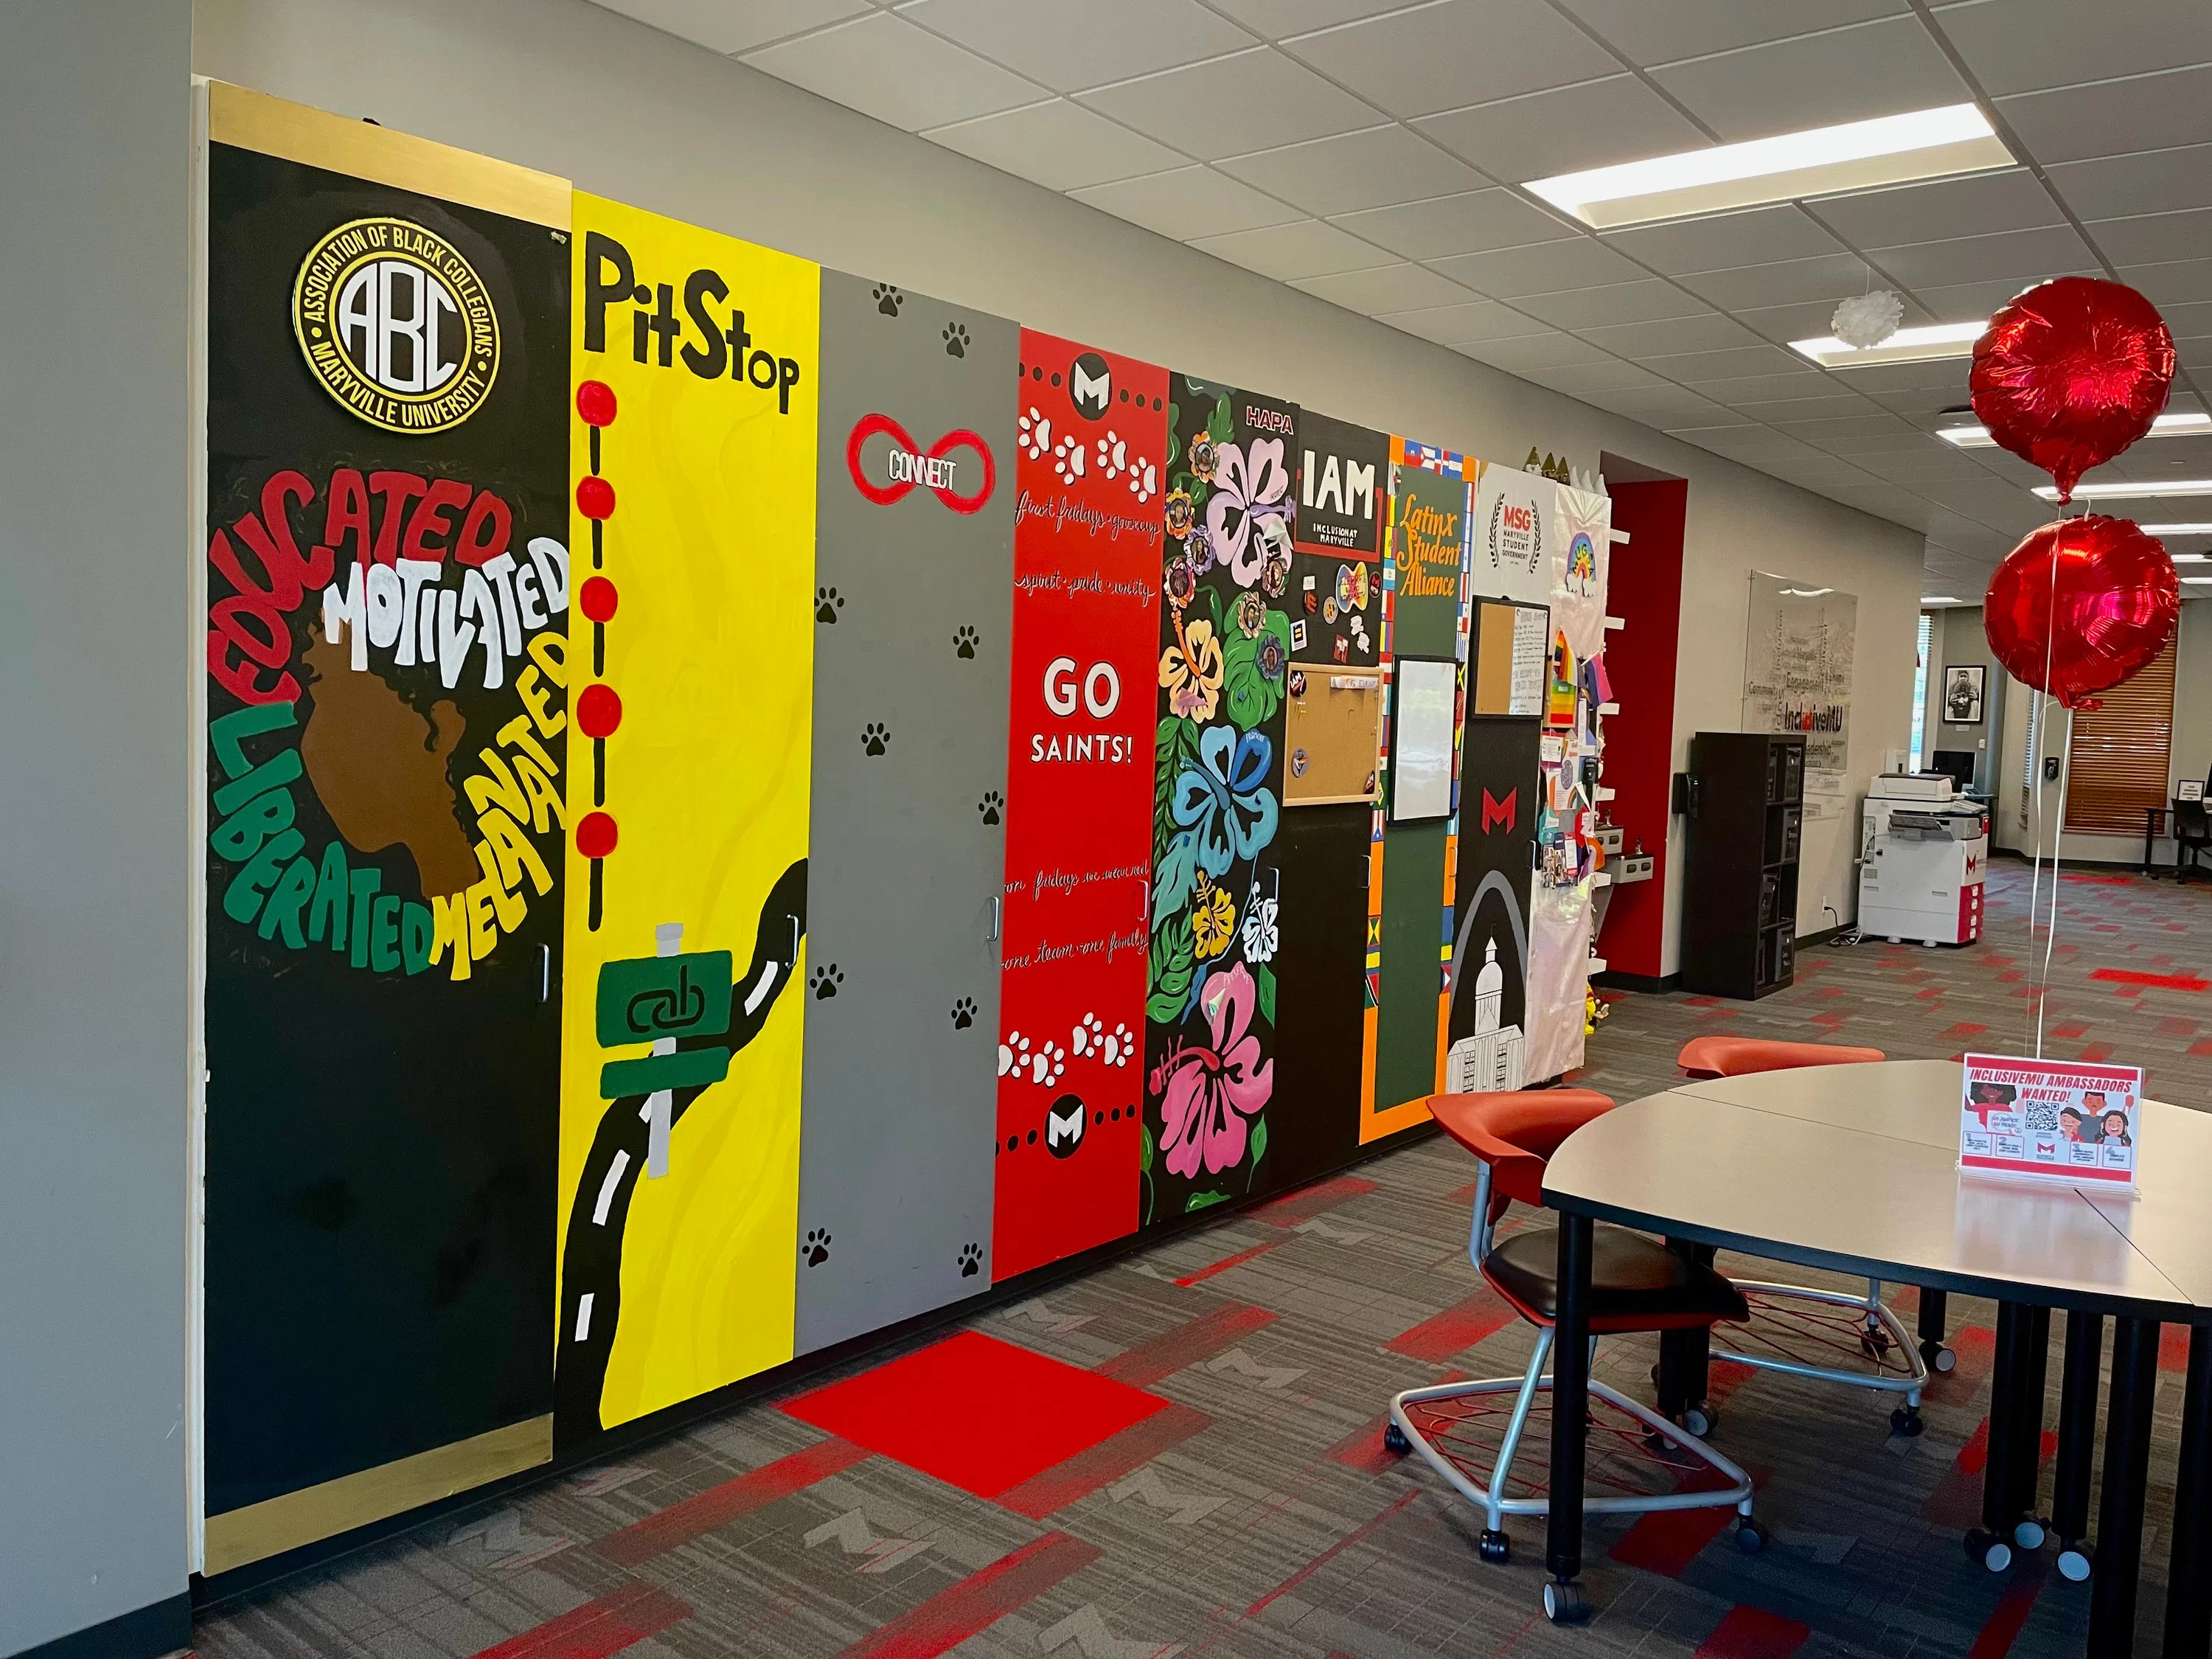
[2182, 576, 2212, 585]
[1921, 595, 1963, 605]
[2138, 523, 2212, 536]
[1940, 411, 2212, 447]
[2173, 552, 2210, 563]
[1525, 103, 2011, 230]
[1790, 321, 1986, 369]
[2033, 479, 2212, 501]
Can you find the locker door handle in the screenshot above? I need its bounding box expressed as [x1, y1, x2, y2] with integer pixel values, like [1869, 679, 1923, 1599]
[988, 896, 1001, 942]
[539, 944, 552, 1004]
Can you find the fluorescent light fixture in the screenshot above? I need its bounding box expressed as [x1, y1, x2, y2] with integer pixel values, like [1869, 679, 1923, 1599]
[1526, 103, 2011, 230]
[1940, 411, 2212, 447]
[2182, 576, 2212, 585]
[1921, 595, 1964, 605]
[2139, 523, 2212, 536]
[1790, 320, 1986, 369]
[2172, 552, 2210, 563]
[2033, 479, 2212, 501]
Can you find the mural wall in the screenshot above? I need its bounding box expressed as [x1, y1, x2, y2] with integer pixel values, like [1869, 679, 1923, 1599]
[196, 84, 1615, 1573]
[554, 194, 818, 1441]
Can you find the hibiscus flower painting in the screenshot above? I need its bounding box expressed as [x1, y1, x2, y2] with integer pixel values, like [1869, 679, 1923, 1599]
[1144, 380, 1298, 1220]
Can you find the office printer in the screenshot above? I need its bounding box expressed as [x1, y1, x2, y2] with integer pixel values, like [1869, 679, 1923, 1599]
[1858, 773, 1989, 946]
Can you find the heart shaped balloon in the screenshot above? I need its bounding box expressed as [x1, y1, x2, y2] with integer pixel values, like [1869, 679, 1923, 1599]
[1969, 278, 2175, 503]
[1983, 515, 2179, 708]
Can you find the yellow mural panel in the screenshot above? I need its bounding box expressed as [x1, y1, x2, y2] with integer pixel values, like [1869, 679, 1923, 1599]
[555, 192, 818, 1439]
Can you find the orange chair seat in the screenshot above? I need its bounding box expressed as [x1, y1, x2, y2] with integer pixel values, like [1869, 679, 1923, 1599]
[1676, 1036, 1884, 1079]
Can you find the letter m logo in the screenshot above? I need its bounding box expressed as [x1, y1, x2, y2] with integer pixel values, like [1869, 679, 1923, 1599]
[1480, 788, 1517, 834]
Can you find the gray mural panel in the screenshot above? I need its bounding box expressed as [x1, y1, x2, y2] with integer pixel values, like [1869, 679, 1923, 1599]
[797, 272, 1014, 1352]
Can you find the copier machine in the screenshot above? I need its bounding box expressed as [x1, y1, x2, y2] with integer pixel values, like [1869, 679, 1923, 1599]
[1857, 773, 1988, 945]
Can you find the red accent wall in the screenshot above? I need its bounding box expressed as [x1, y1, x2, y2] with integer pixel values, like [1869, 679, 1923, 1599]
[1599, 479, 1686, 980]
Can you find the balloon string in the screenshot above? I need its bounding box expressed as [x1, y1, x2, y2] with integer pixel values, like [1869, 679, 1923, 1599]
[2024, 686, 2047, 1053]
[2038, 707, 2076, 1060]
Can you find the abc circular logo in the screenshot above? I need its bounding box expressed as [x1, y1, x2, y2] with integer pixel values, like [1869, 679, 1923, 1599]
[292, 217, 498, 434]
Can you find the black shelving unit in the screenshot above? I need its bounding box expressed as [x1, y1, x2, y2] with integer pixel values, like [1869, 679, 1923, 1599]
[1680, 731, 1805, 999]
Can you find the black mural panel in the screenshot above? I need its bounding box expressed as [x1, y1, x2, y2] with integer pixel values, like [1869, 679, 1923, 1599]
[1262, 804, 1370, 1193]
[204, 142, 566, 1520]
[1445, 717, 1541, 1093]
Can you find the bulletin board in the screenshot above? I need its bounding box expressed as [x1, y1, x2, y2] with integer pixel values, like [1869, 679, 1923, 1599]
[1284, 668, 1382, 804]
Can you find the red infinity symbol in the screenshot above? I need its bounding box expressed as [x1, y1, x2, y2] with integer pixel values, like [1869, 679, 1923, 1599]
[846, 413, 996, 515]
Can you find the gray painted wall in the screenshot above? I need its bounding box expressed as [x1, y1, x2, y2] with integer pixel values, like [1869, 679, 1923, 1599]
[0, 1, 194, 1652]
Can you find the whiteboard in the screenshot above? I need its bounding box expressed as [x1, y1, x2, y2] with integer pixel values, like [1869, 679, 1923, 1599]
[1391, 657, 1458, 823]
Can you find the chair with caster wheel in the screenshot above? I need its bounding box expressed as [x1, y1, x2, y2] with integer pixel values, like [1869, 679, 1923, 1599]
[1382, 1089, 1761, 1569]
[1674, 1039, 1932, 1431]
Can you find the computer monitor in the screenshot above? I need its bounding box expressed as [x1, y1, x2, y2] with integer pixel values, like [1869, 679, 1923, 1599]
[1929, 749, 1977, 790]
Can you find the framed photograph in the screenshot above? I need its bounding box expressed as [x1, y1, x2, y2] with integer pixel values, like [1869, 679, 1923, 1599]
[1943, 664, 1986, 726]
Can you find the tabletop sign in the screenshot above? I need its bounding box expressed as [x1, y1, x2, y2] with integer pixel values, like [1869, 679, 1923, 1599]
[1960, 1053, 2143, 1188]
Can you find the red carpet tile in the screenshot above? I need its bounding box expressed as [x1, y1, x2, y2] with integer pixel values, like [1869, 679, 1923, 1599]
[471, 1582, 689, 1659]
[835, 1531, 1101, 1659]
[1695, 1604, 1812, 1659]
[1383, 1290, 1512, 1361]
[1251, 1172, 1379, 1227]
[1966, 1561, 2050, 1659]
[2088, 966, 2211, 991]
[782, 1332, 1164, 1500]
[995, 1400, 1210, 1518]
[1094, 1301, 1276, 1387]
[1175, 1237, 1284, 1286]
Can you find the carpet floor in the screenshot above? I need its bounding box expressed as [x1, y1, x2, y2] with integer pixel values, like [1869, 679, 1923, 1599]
[194, 858, 2212, 1659]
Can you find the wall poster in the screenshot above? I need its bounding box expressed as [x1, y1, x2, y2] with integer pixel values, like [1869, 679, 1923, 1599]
[992, 332, 1165, 1280]
[799, 272, 1014, 1350]
[1145, 380, 1294, 1220]
[1743, 571, 1856, 815]
[201, 84, 571, 1571]
[1360, 440, 1467, 1143]
[554, 195, 818, 1441]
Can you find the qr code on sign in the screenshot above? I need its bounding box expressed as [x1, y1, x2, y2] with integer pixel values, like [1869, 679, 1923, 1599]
[2023, 1101, 2059, 1132]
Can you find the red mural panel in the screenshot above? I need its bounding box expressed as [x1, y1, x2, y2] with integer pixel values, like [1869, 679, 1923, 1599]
[992, 332, 1167, 1279]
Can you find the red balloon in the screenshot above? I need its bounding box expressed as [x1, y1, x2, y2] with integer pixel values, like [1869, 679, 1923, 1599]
[1983, 515, 2179, 709]
[1970, 277, 2174, 503]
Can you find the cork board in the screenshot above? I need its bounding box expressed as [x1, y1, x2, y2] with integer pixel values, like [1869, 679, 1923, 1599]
[1284, 667, 1383, 805]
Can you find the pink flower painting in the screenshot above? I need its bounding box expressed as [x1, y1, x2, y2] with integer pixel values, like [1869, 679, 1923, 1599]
[1152, 963, 1273, 1178]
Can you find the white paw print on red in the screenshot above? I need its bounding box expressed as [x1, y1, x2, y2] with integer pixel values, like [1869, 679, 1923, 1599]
[1128, 460, 1157, 504]
[1102, 1022, 1134, 1068]
[1053, 432, 1087, 481]
[1018, 408, 1051, 461]
[998, 1032, 1029, 1077]
[1096, 431, 1128, 479]
[1030, 1041, 1066, 1087]
[1071, 1012, 1104, 1056]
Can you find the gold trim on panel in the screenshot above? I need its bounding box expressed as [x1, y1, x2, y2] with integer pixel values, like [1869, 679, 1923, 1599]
[203, 1414, 552, 1576]
[206, 81, 570, 229]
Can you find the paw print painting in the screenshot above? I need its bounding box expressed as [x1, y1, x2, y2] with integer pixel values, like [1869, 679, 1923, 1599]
[1029, 1040, 1066, 1088]
[860, 722, 891, 756]
[957, 1242, 982, 1278]
[998, 1032, 1029, 1078]
[811, 964, 843, 1000]
[872, 283, 902, 317]
[1052, 432, 1086, 482]
[815, 585, 844, 624]
[1070, 1012, 1104, 1057]
[803, 1228, 832, 1266]
[1127, 459, 1157, 504]
[977, 791, 1002, 825]
[943, 322, 969, 358]
[1018, 407, 1051, 461]
[950, 997, 977, 1029]
[953, 625, 978, 659]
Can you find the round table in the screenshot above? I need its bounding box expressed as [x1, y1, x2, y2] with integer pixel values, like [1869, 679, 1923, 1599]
[1534, 1060, 2212, 1658]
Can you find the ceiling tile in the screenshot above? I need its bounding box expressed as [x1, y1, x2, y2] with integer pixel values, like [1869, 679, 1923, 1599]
[1574, 311, 1763, 358]
[1771, 413, 1922, 442]
[1995, 64, 2212, 167]
[1824, 358, 1972, 397]
[744, 12, 1043, 130]
[1809, 169, 2061, 248]
[1675, 369, 1834, 404]
[1646, 343, 1814, 380]
[900, 0, 1256, 91]
[1076, 47, 1377, 159]
[2159, 300, 2212, 338]
[1865, 224, 2096, 292]
[1673, 427, 1832, 465]
[1069, 165, 1306, 239]
[1202, 0, 1412, 39]
[1521, 359, 1671, 396]
[1648, 15, 1969, 143]
[2121, 258, 2212, 308]
[593, 0, 869, 54]
[1728, 298, 1902, 345]
[1510, 277, 1711, 331]
[1927, 0, 2212, 98]
[1217, 125, 1486, 217]
[1291, 261, 1478, 313]
[1455, 331, 1618, 372]
[2085, 209, 2212, 268]
[1555, 0, 1906, 69]
[1374, 299, 1552, 345]
[1675, 253, 1888, 312]
[1601, 205, 1844, 276]
[2046, 143, 2212, 221]
[924, 100, 1188, 191]
[1717, 393, 1875, 424]
[1910, 274, 2095, 320]
[1189, 217, 1395, 280]
[1280, 0, 1616, 120]
[1326, 189, 1575, 260]
[1428, 235, 1644, 297]
[1411, 75, 1709, 184]
[1582, 385, 1745, 427]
